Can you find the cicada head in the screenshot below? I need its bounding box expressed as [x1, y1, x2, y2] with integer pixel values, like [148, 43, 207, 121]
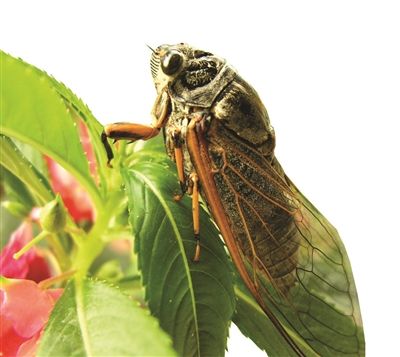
[150, 43, 236, 108]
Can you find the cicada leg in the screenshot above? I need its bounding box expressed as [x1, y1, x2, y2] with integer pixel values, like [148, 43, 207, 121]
[190, 172, 201, 262]
[170, 126, 201, 261]
[102, 89, 170, 166]
[171, 128, 187, 199]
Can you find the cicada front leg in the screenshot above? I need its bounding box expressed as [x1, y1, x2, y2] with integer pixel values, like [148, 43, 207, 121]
[171, 128, 187, 198]
[102, 89, 170, 166]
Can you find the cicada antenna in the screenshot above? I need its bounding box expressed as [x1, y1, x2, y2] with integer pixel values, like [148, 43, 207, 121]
[146, 44, 156, 53]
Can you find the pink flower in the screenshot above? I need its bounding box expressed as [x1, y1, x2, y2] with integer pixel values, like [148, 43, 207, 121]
[0, 221, 51, 283]
[45, 121, 97, 223]
[0, 279, 63, 357]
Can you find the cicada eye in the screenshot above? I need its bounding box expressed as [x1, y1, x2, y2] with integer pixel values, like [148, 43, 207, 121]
[161, 50, 183, 75]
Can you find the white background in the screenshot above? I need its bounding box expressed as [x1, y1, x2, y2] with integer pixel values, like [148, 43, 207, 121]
[2, 1, 400, 355]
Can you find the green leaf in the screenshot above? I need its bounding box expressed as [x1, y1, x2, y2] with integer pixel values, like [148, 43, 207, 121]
[0, 165, 36, 208]
[233, 283, 300, 357]
[41, 72, 111, 194]
[0, 136, 53, 204]
[13, 139, 49, 179]
[123, 153, 235, 357]
[0, 51, 101, 209]
[37, 279, 176, 357]
[0, 205, 20, 249]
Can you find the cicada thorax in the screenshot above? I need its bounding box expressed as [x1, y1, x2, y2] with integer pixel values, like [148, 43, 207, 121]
[168, 57, 236, 108]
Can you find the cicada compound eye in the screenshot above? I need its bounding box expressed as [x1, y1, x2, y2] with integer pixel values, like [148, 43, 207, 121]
[161, 50, 183, 76]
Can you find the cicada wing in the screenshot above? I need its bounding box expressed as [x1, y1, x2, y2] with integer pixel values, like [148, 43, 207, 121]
[249, 164, 366, 356]
[230, 155, 365, 356]
[187, 116, 364, 356]
[280, 174, 365, 356]
[186, 121, 307, 355]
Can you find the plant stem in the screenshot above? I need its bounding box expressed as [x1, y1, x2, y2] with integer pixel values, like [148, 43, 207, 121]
[38, 269, 76, 289]
[13, 230, 49, 259]
[73, 190, 125, 280]
[47, 233, 71, 271]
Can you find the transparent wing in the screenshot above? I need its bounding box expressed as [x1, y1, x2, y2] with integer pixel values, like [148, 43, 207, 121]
[204, 126, 365, 356]
[263, 167, 365, 356]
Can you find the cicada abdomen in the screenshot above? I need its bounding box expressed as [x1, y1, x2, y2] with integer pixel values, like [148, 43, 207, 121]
[103, 44, 365, 356]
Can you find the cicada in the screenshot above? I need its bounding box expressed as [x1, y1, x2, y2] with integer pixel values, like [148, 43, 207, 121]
[102, 44, 365, 356]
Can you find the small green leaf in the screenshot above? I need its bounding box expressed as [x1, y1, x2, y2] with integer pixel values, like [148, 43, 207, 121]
[0, 165, 35, 208]
[0, 205, 20, 248]
[123, 154, 235, 357]
[0, 136, 53, 204]
[0, 51, 101, 209]
[37, 279, 176, 357]
[13, 139, 49, 179]
[1, 200, 30, 218]
[233, 284, 299, 357]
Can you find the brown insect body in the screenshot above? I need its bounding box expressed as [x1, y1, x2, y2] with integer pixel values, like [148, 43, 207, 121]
[208, 79, 300, 291]
[165, 68, 300, 288]
[104, 44, 365, 356]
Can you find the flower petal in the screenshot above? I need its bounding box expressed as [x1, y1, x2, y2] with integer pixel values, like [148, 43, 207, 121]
[45, 157, 95, 222]
[0, 280, 61, 338]
[0, 221, 52, 283]
[25, 251, 52, 283]
[0, 221, 34, 279]
[43, 120, 98, 223]
[0, 316, 28, 357]
[17, 332, 41, 357]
